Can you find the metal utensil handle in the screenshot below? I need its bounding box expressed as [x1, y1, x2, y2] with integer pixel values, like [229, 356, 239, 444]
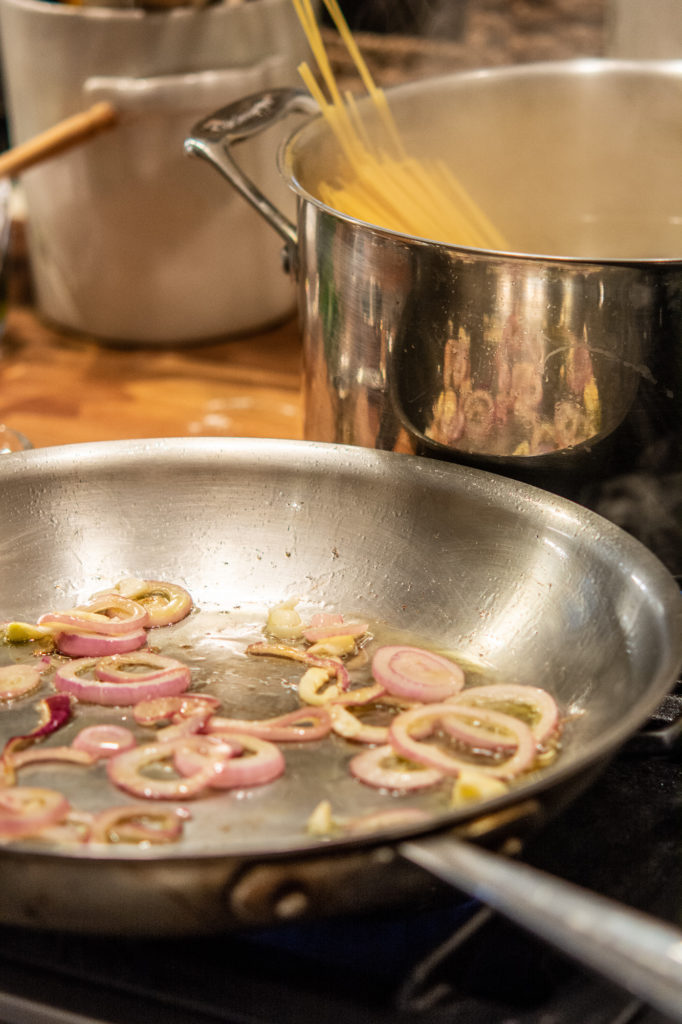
[401, 835, 682, 1022]
[184, 87, 318, 251]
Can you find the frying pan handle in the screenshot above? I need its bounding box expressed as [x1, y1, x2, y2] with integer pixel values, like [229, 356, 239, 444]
[184, 88, 317, 261]
[400, 835, 682, 1022]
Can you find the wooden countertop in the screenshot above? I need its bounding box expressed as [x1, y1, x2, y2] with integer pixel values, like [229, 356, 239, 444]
[0, 216, 303, 449]
[0, 302, 304, 451]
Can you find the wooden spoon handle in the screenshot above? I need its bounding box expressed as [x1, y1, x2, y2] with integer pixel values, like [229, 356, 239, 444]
[0, 102, 118, 180]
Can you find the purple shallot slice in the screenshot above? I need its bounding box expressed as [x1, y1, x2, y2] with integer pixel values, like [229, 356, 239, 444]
[372, 645, 465, 703]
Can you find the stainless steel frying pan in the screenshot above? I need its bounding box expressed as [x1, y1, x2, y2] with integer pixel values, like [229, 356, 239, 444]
[0, 438, 680, 1017]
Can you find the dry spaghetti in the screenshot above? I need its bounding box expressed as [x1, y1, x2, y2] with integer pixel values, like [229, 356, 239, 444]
[293, 0, 507, 249]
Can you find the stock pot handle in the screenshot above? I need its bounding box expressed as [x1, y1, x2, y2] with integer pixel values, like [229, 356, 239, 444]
[184, 88, 317, 255]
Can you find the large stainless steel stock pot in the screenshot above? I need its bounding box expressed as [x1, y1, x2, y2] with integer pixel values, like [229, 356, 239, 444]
[185, 60, 682, 493]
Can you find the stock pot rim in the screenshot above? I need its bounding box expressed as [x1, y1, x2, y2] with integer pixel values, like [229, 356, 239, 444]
[278, 57, 682, 266]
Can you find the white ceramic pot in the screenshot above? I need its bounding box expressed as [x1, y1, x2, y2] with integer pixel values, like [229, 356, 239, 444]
[0, 0, 309, 344]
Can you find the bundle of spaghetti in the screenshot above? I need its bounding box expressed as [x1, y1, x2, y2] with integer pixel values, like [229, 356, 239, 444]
[292, 0, 507, 250]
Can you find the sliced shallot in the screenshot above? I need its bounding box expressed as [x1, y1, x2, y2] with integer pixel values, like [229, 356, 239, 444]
[329, 687, 411, 744]
[330, 682, 387, 706]
[246, 642, 350, 690]
[330, 704, 391, 745]
[89, 804, 188, 845]
[0, 664, 44, 701]
[94, 653, 190, 685]
[173, 733, 285, 790]
[9, 745, 95, 769]
[307, 611, 344, 630]
[303, 621, 369, 644]
[133, 694, 220, 743]
[55, 628, 148, 658]
[437, 707, 519, 753]
[109, 578, 193, 628]
[54, 654, 191, 706]
[349, 744, 445, 791]
[0, 582, 564, 846]
[306, 798, 336, 836]
[389, 702, 537, 780]
[298, 667, 343, 706]
[372, 645, 465, 703]
[0, 787, 70, 839]
[133, 694, 221, 725]
[39, 594, 149, 636]
[71, 724, 137, 759]
[451, 683, 560, 744]
[2, 621, 56, 643]
[107, 736, 235, 800]
[307, 635, 358, 659]
[206, 706, 331, 743]
[1, 694, 73, 781]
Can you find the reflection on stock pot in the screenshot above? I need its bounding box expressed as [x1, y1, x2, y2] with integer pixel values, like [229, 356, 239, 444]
[395, 257, 644, 461]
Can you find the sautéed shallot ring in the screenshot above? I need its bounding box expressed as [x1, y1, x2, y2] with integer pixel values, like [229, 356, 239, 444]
[206, 705, 332, 742]
[349, 744, 445, 791]
[39, 595, 148, 636]
[107, 736, 235, 800]
[109, 579, 193, 628]
[389, 702, 537, 780]
[450, 683, 560, 744]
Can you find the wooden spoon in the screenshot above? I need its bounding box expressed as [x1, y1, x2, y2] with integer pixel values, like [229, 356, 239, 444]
[0, 102, 118, 180]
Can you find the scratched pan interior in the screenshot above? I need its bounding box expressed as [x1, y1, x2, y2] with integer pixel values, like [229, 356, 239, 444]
[0, 438, 680, 922]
